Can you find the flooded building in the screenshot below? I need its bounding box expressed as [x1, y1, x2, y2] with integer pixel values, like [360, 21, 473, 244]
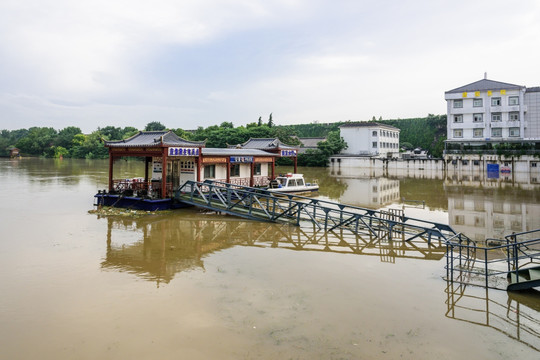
[444, 76, 540, 173]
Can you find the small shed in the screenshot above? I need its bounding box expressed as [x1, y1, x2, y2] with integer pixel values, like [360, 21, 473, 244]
[8, 147, 20, 158]
[295, 137, 326, 154]
[229, 138, 299, 172]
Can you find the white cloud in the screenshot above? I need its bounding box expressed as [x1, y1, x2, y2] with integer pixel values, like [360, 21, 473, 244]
[1, 0, 540, 131]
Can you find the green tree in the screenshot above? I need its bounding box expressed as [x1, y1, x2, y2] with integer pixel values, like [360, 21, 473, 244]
[16, 127, 58, 156]
[122, 127, 139, 139]
[270, 126, 300, 146]
[257, 116, 262, 126]
[220, 122, 234, 129]
[99, 126, 122, 140]
[317, 130, 347, 156]
[172, 128, 192, 140]
[70, 131, 108, 159]
[246, 125, 272, 139]
[400, 142, 413, 150]
[268, 113, 274, 128]
[52, 146, 69, 158]
[297, 149, 328, 167]
[55, 126, 82, 148]
[144, 121, 166, 131]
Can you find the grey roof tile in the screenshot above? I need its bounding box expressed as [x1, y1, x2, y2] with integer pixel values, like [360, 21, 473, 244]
[445, 79, 524, 94]
[202, 148, 278, 156]
[339, 121, 400, 130]
[298, 137, 326, 148]
[234, 138, 298, 150]
[104, 131, 205, 147]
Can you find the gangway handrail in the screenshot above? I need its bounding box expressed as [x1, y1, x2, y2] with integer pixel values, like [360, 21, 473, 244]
[175, 179, 461, 246]
[505, 229, 540, 242]
[446, 233, 540, 290]
[176, 179, 456, 235]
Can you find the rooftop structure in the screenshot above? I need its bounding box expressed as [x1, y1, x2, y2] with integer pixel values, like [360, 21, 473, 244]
[229, 137, 299, 172]
[291, 136, 327, 154]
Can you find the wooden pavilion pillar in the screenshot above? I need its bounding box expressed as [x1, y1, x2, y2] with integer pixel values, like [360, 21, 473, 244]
[161, 147, 168, 198]
[108, 149, 114, 191]
[271, 159, 275, 179]
[144, 157, 150, 184]
[250, 162, 255, 187]
[197, 147, 202, 182]
[226, 157, 231, 183]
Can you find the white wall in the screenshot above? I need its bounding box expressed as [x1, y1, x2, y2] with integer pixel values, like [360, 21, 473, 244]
[446, 88, 526, 141]
[340, 126, 400, 157]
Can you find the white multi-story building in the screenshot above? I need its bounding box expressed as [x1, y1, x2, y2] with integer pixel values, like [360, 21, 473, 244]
[445, 77, 540, 143]
[444, 77, 540, 172]
[339, 122, 400, 158]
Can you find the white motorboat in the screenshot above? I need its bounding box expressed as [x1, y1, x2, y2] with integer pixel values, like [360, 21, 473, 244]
[267, 173, 319, 194]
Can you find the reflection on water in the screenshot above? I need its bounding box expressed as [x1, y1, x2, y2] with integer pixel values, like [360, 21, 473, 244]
[445, 183, 540, 241]
[2, 159, 540, 359]
[294, 166, 540, 242]
[99, 212, 448, 286]
[445, 282, 540, 352]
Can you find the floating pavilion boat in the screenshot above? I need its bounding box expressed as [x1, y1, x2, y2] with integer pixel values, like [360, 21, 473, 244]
[94, 131, 301, 210]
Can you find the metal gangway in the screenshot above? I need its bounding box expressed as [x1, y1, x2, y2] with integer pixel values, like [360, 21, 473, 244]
[175, 179, 459, 244]
[445, 229, 540, 291]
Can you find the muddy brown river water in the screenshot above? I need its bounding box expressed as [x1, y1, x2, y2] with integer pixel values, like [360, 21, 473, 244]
[0, 158, 538, 359]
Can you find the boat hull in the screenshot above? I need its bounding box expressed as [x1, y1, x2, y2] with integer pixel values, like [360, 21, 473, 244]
[94, 194, 190, 211]
[266, 185, 319, 194]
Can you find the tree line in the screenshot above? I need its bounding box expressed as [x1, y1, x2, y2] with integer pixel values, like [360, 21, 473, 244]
[0, 113, 446, 164]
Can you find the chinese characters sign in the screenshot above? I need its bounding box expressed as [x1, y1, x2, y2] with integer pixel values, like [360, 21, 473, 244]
[169, 147, 200, 156]
[280, 150, 297, 157]
[230, 156, 254, 163]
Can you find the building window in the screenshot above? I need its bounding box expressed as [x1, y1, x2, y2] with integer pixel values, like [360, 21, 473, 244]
[453, 129, 463, 138]
[491, 128, 502, 137]
[372, 141, 377, 148]
[532, 162, 538, 167]
[473, 113, 483, 122]
[473, 128, 483, 138]
[230, 164, 240, 177]
[453, 115, 463, 123]
[204, 165, 215, 179]
[491, 97, 501, 106]
[509, 96, 519, 105]
[509, 127, 520, 137]
[491, 113, 501, 122]
[473, 160, 480, 166]
[372, 131, 377, 136]
[509, 112, 519, 121]
[453, 99, 463, 108]
[254, 163, 262, 175]
[473, 98, 483, 107]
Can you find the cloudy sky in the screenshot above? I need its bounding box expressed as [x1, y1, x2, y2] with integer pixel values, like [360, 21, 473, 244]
[1, 0, 540, 133]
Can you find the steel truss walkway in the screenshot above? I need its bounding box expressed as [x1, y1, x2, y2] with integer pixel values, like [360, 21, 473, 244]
[175, 180, 459, 243]
[445, 229, 540, 291]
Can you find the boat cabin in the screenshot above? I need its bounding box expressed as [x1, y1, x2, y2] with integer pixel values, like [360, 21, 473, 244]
[267, 173, 319, 194]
